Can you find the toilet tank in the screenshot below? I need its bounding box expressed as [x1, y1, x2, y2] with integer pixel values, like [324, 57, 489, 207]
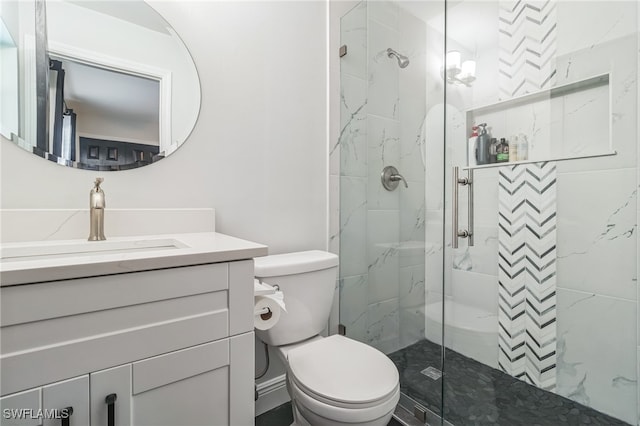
[254, 251, 338, 347]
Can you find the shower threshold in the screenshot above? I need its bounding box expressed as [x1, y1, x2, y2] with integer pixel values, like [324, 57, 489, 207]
[394, 392, 455, 426]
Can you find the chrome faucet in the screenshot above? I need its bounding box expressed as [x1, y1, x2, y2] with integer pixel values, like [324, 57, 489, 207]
[88, 177, 106, 241]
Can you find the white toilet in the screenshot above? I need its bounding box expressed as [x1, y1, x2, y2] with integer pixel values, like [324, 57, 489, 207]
[255, 250, 400, 426]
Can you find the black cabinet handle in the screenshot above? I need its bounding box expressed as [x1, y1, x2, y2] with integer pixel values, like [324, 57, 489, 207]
[61, 406, 73, 426]
[105, 393, 117, 426]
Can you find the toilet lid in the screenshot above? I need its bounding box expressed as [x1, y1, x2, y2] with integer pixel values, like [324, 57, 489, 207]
[287, 335, 399, 405]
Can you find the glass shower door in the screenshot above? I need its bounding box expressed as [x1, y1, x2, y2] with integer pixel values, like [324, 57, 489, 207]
[443, 1, 639, 424]
[338, 0, 437, 421]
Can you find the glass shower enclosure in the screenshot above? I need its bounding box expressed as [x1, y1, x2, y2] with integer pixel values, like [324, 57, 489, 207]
[338, 0, 428, 351]
[339, 0, 639, 425]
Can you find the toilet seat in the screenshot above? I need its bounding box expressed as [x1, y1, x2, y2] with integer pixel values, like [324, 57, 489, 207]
[290, 377, 400, 424]
[290, 374, 399, 409]
[286, 335, 400, 423]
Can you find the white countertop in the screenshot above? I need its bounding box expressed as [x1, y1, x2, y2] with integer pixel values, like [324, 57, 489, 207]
[0, 232, 268, 286]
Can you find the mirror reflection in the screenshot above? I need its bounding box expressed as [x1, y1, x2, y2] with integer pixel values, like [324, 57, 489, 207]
[0, 0, 201, 171]
[48, 57, 162, 169]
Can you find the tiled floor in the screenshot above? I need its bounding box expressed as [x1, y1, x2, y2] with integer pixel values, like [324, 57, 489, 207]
[255, 402, 294, 426]
[255, 402, 404, 426]
[256, 338, 630, 425]
[388, 339, 631, 426]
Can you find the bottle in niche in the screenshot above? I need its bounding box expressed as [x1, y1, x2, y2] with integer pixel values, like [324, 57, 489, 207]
[475, 123, 491, 165]
[509, 135, 518, 162]
[489, 138, 498, 163]
[516, 133, 529, 161]
[497, 138, 509, 162]
[468, 126, 479, 167]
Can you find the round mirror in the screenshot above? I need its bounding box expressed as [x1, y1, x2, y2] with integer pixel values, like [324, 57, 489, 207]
[0, 0, 201, 171]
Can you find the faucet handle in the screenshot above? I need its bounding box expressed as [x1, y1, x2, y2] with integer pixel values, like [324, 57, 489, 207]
[390, 173, 408, 188]
[381, 166, 409, 191]
[94, 177, 104, 187]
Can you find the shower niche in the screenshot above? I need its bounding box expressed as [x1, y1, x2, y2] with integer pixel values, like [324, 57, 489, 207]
[464, 73, 613, 169]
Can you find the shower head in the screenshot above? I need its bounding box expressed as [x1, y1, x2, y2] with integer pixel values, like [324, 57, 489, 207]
[387, 48, 410, 68]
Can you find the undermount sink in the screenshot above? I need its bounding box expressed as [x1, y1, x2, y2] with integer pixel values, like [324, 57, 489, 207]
[1, 238, 189, 262]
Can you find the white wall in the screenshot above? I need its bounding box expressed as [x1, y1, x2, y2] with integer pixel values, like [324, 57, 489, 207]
[1, 0, 328, 255]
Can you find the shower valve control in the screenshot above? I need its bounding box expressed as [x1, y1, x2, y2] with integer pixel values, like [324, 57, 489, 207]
[381, 166, 408, 191]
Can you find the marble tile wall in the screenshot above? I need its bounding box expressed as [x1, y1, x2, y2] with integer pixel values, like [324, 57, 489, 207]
[337, 1, 426, 354]
[552, 24, 638, 424]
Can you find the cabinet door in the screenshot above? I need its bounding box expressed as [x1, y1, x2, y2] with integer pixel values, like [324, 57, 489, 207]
[229, 332, 254, 426]
[42, 376, 89, 426]
[90, 365, 131, 426]
[131, 340, 230, 426]
[0, 388, 41, 426]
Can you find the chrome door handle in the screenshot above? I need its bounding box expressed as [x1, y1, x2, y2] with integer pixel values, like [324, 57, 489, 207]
[381, 166, 408, 191]
[452, 166, 474, 248]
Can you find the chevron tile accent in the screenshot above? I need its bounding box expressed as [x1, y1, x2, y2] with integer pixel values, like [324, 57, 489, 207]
[498, 162, 557, 391]
[498, 0, 557, 99]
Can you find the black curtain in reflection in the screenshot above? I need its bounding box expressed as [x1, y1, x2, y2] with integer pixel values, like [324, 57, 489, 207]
[49, 59, 65, 157]
[48, 59, 76, 162]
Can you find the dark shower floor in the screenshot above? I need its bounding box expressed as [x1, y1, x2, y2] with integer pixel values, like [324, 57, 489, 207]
[387, 339, 630, 426]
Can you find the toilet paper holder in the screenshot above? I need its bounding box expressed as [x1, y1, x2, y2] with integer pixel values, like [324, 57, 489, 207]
[254, 280, 282, 323]
[255, 306, 273, 320]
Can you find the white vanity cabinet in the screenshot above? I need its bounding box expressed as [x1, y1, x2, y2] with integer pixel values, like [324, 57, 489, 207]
[89, 334, 252, 426]
[0, 246, 262, 426]
[0, 377, 90, 426]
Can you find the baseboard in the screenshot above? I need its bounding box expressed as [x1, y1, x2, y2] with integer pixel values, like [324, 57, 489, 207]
[255, 374, 290, 416]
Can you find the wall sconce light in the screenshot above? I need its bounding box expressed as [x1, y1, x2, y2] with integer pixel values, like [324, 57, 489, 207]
[443, 50, 476, 86]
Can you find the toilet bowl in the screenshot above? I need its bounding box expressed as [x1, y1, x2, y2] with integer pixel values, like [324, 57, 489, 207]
[254, 251, 399, 426]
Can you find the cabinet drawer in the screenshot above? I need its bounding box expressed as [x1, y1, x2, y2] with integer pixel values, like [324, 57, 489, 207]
[2, 292, 228, 354]
[1, 263, 228, 326]
[2, 312, 227, 396]
[132, 339, 229, 395]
